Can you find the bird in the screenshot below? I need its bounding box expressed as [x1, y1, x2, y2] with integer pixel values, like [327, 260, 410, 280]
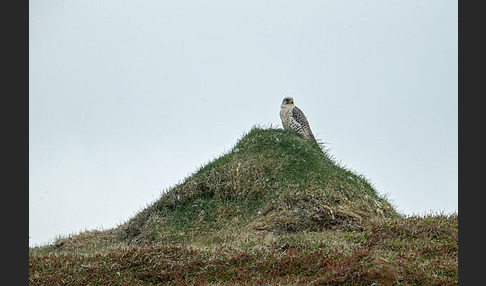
[280, 97, 315, 140]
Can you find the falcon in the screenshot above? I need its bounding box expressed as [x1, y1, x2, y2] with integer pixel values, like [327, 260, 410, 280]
[280, 97, 315, 140]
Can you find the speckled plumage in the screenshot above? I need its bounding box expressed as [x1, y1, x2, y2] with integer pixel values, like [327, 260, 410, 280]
[280, 97, 315, 140]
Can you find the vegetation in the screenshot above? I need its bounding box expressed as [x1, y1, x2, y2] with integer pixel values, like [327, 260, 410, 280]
[29, 127, 458, 285]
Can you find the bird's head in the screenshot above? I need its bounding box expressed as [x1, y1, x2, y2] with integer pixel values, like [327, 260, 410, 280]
[281, 97, 294, 107]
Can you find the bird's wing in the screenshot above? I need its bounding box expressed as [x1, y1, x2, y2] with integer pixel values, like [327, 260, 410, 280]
[292, 106, 315, 139]
[291, 106, 310, 128]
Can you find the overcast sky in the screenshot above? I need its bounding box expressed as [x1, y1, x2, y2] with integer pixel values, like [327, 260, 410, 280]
[29, 0, 458, 247]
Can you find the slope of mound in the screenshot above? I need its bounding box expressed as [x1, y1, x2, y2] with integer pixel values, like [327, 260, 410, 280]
[118, 127, 398, 245]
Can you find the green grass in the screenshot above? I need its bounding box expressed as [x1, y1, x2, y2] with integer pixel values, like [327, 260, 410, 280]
[29, 127, 457, 285]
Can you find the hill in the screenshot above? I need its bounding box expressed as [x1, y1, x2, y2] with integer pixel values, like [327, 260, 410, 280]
[29, 127, 458, 285]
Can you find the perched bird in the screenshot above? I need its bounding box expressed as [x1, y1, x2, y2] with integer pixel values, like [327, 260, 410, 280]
[280, 97, 315, 140]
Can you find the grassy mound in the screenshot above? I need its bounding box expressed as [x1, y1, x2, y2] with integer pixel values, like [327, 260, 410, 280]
[29, 127, 457, 285]
[119, 127, 398, 246]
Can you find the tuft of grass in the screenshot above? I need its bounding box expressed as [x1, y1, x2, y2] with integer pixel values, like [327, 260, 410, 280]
[29, 127, 457, 285]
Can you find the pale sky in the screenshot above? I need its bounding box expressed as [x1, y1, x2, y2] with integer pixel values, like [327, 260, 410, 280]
[29, 0, 458, 247]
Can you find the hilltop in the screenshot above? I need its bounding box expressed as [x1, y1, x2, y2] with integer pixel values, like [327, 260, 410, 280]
[29, 127, 457, 285]
[119, 127, 398, 246]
